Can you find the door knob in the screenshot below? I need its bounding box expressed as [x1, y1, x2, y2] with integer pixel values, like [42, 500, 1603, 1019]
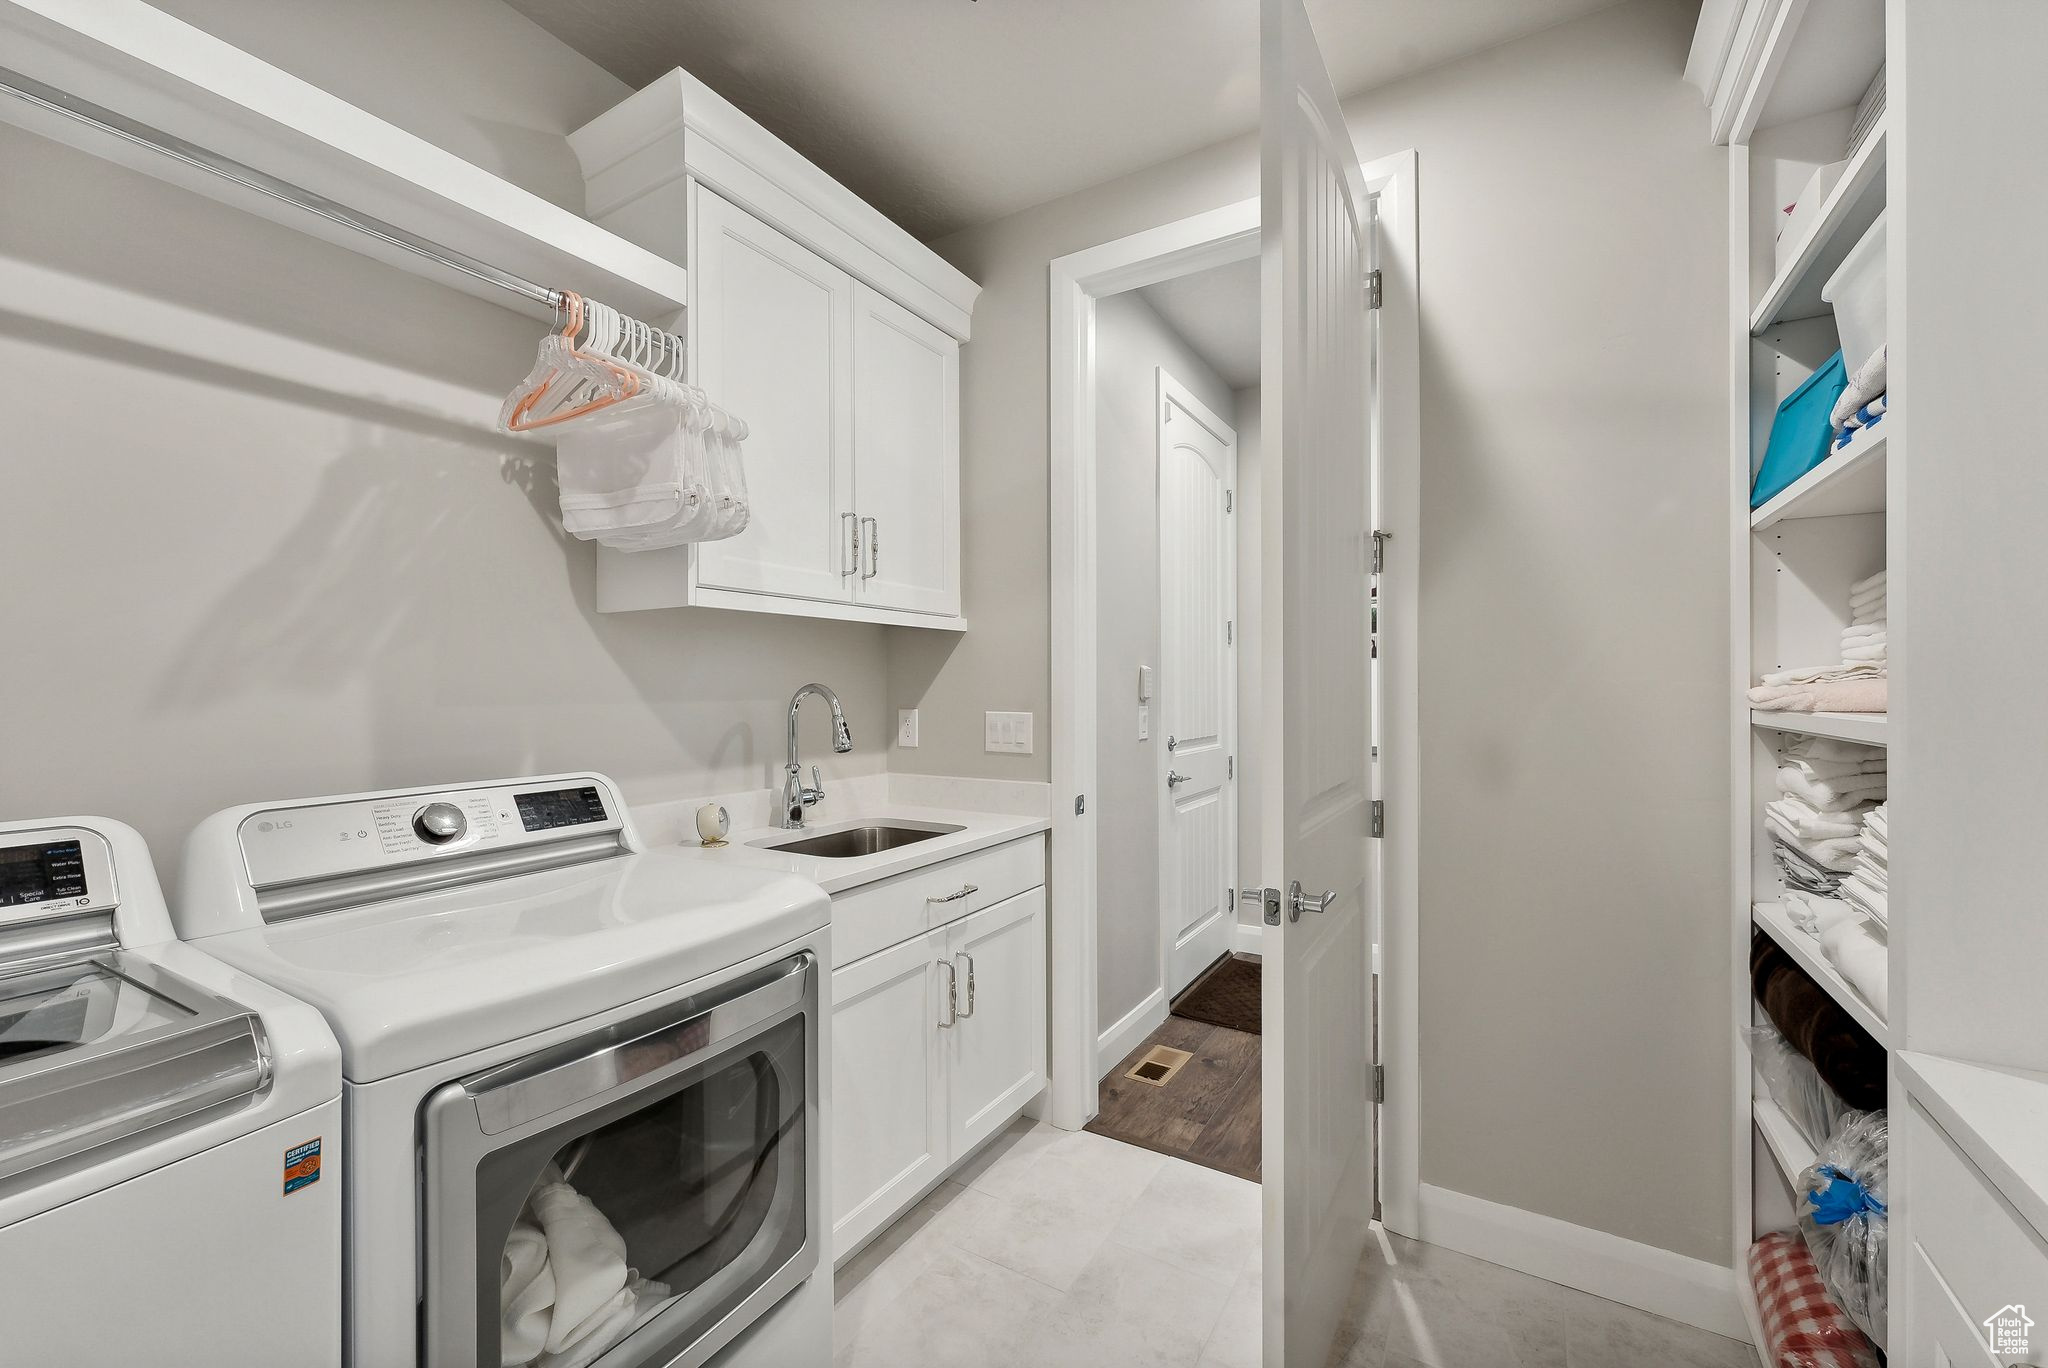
[1166, 770, 1190, 788]
[1288, 880, 1335, 921]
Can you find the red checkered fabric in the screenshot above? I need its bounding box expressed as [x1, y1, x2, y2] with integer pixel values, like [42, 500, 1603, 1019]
[1749, 1233, 1881, 1368]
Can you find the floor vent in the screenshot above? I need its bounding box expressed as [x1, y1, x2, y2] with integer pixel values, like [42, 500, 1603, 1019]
[1124, 1045, 1193, 1088]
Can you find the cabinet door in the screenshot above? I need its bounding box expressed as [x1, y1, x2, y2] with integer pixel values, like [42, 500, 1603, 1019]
[692, 186, 857, 604]
[945, 887, 1047, 1159]
[851, 282, 960, 616]
[1903, 1244, 2002, 1367]
[829, 932, 946, 1262]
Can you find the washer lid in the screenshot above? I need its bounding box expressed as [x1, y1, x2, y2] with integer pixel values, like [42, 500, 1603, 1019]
[192, 848, 828, 1082]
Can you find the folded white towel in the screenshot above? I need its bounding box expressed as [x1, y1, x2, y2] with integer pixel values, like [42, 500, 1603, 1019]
[1866, 804, 1889, 841]
[1784, 891, 1858, 937]
[1778, 766, 1888, 812]
[1842, 622, 1887, 641]
[1851, 852, 1887, 887]
[1821, 915, 1889, 1016]
[1787, 755, 1886, 781]
[1839, 872, 1890, 927]
[1760, 662, 1886, 687]
[1785, 737, 1885, 765]
[1851, 610, 1887, 628]
[528, 1181, 631, 1354]
[1766, 796, 1869, 840]
[1842, 644, 1888, 663]
[1849, 569, 1888, 599]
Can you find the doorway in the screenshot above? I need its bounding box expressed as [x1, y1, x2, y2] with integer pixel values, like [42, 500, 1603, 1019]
[1045, 155, 1421, 1234]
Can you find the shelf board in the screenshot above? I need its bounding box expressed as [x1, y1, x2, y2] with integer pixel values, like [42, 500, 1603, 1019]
[1750, 710, 1887, 747]
[1750, 428, 1886, 530]
[1898, 1051, 2048, 1247]
[1753, 901, 1889, 1044]
[0, 0, 690, 321]
[1751, 121, 1887, 334]
[1753, 1095, 1818, 1186]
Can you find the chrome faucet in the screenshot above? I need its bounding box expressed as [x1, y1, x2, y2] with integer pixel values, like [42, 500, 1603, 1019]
[779, 682, 854, 829]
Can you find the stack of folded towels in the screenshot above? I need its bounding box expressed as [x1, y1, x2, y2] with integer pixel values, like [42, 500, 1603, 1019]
[1749, 570, 1889, 714]
[1767, 737, 1886, 894]
[1832, 345, 1887, 451]
[1839, 802, 1888, 927]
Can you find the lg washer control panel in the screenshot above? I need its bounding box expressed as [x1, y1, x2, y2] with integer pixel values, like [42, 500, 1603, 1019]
[236, 777, 624, 890]
[0, 826, 118, 928]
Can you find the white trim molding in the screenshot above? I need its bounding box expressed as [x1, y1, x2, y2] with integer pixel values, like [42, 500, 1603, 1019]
[1416, 1185, 1746, 1340]
[1096, 988, 1169, 1080]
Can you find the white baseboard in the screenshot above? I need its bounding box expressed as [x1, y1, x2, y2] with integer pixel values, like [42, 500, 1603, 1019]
[1232, 922, 1263, 955]
[1415, 1184, 1746, 1340]
[1096, 987, 1167, 1078]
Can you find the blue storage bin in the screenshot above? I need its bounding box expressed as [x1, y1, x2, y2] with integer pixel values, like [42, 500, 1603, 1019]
[1752, 350, 1849, 508]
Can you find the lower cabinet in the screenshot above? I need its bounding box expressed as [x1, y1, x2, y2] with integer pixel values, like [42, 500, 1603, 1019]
[830, 885, 1046, 1262]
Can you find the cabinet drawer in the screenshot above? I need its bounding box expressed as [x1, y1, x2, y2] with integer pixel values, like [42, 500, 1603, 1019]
[831, 833, 1045, 969]
[1907, 1097, 2048, 1353]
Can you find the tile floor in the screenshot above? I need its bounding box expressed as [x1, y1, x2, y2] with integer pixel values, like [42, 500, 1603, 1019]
[833, 1118, 1763, 1368]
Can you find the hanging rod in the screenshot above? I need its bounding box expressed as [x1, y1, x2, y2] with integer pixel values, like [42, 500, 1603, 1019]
[0, 65, 565, 313]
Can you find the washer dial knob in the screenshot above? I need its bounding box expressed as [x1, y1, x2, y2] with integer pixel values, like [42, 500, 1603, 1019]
[412, 802, 467, 845]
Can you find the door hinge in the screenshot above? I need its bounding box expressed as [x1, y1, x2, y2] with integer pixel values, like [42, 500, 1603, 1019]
[1226, 620, 1233, 645]
[1227, 755, 1234, 780]
[1374, 1064, 1385, 1103]
[1370, 800, 1385, 838]
[1365, 268, 1383, 310]
[1225, 489, 1233, 513]
[1371, 528, 1390, 575]
[1075, 794, 1086, 816]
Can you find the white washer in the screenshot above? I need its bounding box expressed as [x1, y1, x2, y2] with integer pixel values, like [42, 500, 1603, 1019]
[173, 773, 833, 1368]
[0, 815, 343, 1368]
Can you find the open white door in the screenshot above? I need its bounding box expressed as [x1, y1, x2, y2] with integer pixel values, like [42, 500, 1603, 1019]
[1258, 0, 1377, 1362]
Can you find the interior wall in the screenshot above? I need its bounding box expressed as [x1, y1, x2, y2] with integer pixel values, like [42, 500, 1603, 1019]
[1232, 385, 1264, 923]
[0, 0, 889, 887]
[925, 0, 1733, 1264]
[1092, 292, 1236, 1032]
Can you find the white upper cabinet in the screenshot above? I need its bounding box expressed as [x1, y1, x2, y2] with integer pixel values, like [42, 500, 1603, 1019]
[570, 68, 977, 629]
[691, 188, 856, 605]
[852, 284, 960, 617]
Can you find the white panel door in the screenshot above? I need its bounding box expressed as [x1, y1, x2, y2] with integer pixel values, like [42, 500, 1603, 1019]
[1158, 371, 1239, 998]
[829, 934, 945, 1261]
[692, 185, 857, 603]
[852, 281, 961, 616]
[945, 888, 1047, 1159]
[1260, 0, 1379, 1362]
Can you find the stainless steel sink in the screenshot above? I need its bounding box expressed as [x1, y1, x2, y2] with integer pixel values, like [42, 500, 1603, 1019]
[751, 822, 964, 859]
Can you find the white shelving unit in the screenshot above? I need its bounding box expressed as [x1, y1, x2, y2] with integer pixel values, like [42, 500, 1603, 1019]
[0, 0, 690, 321]
[1694, 2, 2048, 1359]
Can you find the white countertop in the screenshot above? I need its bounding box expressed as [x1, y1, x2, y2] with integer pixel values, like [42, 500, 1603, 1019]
[1898, 1050, 2048, 1247]
[631, 773, 1051, 895]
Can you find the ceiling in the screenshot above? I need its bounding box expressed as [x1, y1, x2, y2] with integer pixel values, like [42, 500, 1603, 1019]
[508, 0, 1622, 240]
[1137, 257, 1261, 391]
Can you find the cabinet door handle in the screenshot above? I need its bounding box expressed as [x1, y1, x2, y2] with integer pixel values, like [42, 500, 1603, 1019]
[862, 516, 879, 580]
[927, 883, 978, 905]
[937, 958, 958, 1028]
[842, 512, 860, 578]
[956, 953, 976, 1018]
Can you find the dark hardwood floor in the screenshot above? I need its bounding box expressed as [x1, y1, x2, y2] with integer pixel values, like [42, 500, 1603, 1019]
[1084, 1014, 1261, 1182]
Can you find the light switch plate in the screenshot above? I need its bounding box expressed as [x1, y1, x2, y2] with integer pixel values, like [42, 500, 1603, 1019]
[984, 710, 1034, 755]
[1137, 705, 1150, 740]
[897, 709, 920, 748]
[1138, 665, 1154, 702]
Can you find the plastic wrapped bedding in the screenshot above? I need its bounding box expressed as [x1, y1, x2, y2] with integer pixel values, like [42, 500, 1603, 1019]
[1746, 1024, 1854, 1150]
[1797, 1112, 1889, 1350]
[1750, 931, 1887, 1112]
[1748, 1232, 1880, 1368]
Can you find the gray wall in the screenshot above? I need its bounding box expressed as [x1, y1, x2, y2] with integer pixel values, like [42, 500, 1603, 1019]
[0, 0, 889, 886]
[922, 0, 1733, 1264]
[1092, 292, 1235, 1031]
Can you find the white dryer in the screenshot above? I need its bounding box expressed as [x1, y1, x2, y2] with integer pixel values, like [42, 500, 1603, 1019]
[0, 815, 343, 1368]
[173, 773, 833, 1368]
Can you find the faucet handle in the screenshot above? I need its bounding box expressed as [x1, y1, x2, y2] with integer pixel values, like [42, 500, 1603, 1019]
[801, 765, 825, 808]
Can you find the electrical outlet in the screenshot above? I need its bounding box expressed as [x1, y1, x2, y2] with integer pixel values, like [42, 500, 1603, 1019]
[1137, 705, 1150, 740]
[897, 709, 920, 748]
[983, 710, 1033, 755]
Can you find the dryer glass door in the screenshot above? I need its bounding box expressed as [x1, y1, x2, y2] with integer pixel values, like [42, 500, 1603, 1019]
[423, 952, 817, 1368]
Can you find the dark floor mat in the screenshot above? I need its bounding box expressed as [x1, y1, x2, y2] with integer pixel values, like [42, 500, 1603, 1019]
[1171, 954, 1261, 1035]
